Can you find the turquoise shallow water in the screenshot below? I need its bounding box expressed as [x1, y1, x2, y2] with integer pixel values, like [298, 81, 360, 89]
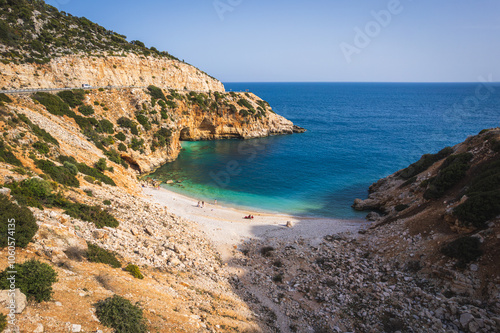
[151, 82, 500, 218]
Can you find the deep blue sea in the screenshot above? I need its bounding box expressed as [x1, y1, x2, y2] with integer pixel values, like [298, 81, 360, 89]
[152, 82, 500, 218]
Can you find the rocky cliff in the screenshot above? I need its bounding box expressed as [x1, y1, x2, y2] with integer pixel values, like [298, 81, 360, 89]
[0, 54, 225, 93]
[352, 129, 500, 308]
[5, 85, 299, 176]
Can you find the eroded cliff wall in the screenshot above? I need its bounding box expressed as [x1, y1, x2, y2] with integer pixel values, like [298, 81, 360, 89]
[0, 54, 225, 92]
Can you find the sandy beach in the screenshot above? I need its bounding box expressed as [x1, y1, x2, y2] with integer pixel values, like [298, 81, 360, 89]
[142, 185, 367, 255]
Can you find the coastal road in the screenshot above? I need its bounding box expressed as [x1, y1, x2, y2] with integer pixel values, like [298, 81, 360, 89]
[0, 85, 148, 95]
[0, 85, 242, 95]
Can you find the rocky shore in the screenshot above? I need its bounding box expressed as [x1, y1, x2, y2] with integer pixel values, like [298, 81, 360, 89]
[227, 230, 499, 333]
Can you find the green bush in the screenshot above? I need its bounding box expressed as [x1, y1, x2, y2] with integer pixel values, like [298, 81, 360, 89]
[103, 200, 111, 206]
[492, 139, 500, 153]
[22, 177, 52, 197]
[441, 236, 483, 267]
[73, 115, 98, 131]
[35, 159, 79, 187]
[114, 132, 126, 141]
[104, 149, 122, 165]
[64, 203, 119, 228]
[78, 105, 95, 116]
[59, 156, 116, 186]
[11, 167, 26, 175]
[147, 85, 166, 102]
[395, 204, 409, 212]
[0, 195, 38, 248]
[96, 119, 114, 134]
[5, 178, 63, 209]
[63, 161, 79, 175]
[0, 93, 12, 104]
[237, 98, 253, 110]
[118, 143, 127, 151]
[95, 295, 147, 333]
[466, 159, 500, 196]
[135, 113, 151, 131]
[117, 117, 138, 135]
[57, 90, 85, 108]
[17, 113, 59, 146]
[158, 99, 166, 108]
[0, 313, 6, 332]
[0, 259, 57, 302]
[32, 92, 70, 116]
[453, 158, 500, 228]
[87, 242, 121, 268]
[95, 158, 108, 172]
[423, 153, 473, 199]
[84, 175, 95, 184]
[398, 147, 454, 180]
[33, 141, 50, 154]
[0, 139, 22, 167]
[454, 191, 500, 228]
[229, 104, 237, 114]
[153, 128, 172, 147]
[125, 264, 144, 279]
[165, 100, 177, 109]
[130, 138, 144, 151]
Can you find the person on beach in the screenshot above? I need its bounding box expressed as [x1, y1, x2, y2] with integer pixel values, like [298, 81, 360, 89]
[197, 201, 200, 207]
[214, 199, 217, 205]
[201, 201, 205, 208]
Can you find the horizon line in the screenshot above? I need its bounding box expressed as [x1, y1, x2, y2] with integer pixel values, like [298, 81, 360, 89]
[222, 81, 500, 84]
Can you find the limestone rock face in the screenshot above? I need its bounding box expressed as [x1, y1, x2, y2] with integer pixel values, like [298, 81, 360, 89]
[0, 289, 27, 314]
[0, 54, 224, 93]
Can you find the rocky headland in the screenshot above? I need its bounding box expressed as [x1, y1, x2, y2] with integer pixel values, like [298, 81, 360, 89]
[0, 1, 498, 332]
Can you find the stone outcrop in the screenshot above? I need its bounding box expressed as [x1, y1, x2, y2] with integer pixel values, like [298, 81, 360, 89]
[0, 54, 224, 93]
[0, 289, 27, 314]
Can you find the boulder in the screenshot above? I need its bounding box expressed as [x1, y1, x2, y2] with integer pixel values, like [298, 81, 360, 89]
[292, 125, 306, 133]
[460, 313, 474, 328]
[92, 229, 109, 239]
[352, 198, 378, 211]
[0, 187, 11, 198]
[0, 288, 27, 314]
[366, 211, 381, 221]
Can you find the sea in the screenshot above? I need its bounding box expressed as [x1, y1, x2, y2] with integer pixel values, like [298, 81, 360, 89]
[151, 82, 500, 219]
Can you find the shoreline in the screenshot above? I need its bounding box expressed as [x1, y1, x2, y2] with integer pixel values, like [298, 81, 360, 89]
[141, 185, 368, 257]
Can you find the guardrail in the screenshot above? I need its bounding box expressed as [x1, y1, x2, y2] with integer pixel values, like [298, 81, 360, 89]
[0, 85, 227, 95]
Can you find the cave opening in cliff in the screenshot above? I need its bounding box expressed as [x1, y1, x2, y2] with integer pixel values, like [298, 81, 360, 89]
[180, 127, 192, 141]
[121, 156, 141, 172]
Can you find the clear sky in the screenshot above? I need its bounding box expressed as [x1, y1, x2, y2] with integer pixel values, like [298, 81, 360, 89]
[45, 0, 500, 82]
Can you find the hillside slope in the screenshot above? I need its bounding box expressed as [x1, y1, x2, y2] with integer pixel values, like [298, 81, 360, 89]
[353, 129, 500, 303]
[0, 0, 223, 92]
[0, 1, 306, 332]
